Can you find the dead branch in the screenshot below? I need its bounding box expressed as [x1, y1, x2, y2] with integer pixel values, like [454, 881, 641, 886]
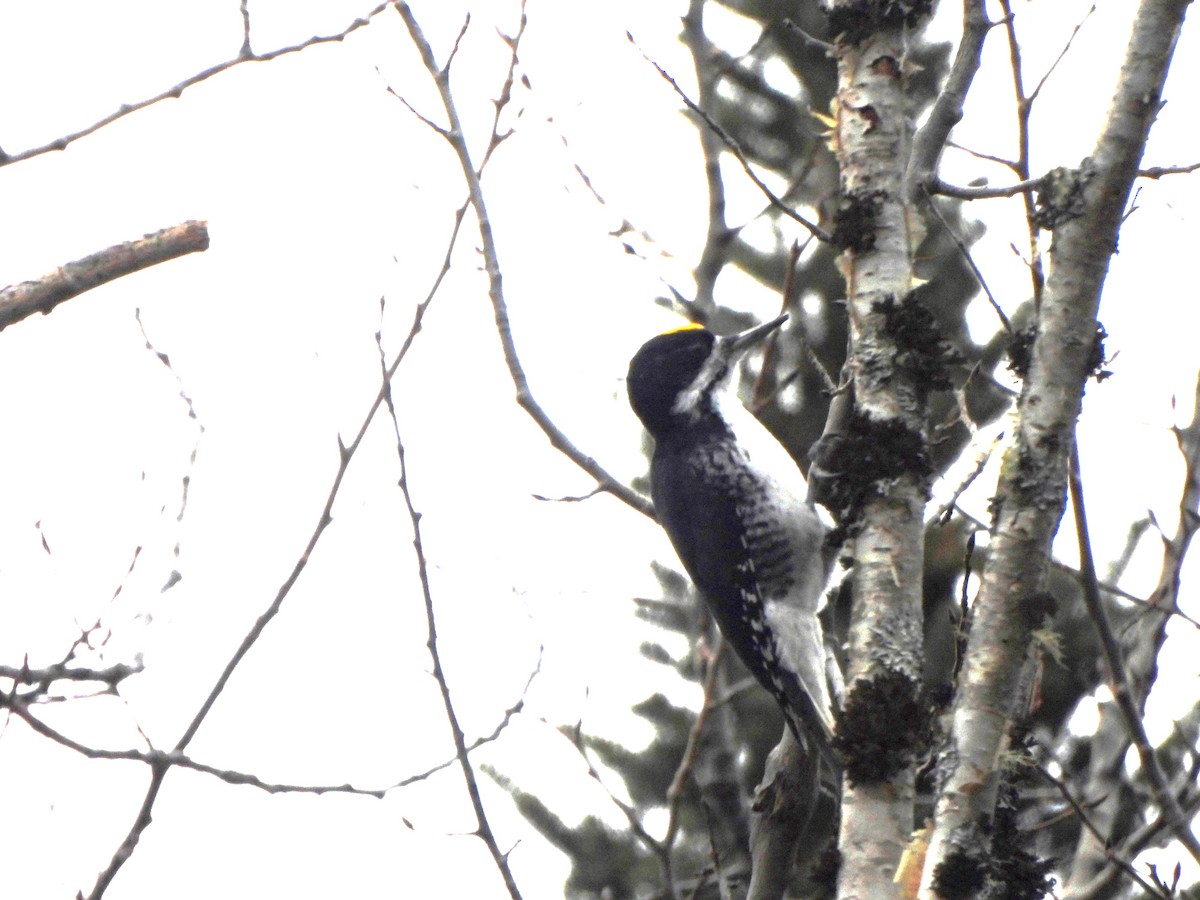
[0, 220, 209, 331]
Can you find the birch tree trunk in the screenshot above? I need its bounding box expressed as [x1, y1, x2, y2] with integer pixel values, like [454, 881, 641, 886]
[918, 1, 1192, 896]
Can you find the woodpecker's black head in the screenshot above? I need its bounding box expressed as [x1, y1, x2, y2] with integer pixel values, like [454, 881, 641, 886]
[627, 314, 787, 437]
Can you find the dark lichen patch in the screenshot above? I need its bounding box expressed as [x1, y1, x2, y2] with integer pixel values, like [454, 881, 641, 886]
[810, 843, 841, 896]
[1006, 320, 1108, 384]
[1032, 163, 1093, 230]
[832, 188, 887, 254]
[875, 294, 964, 400]
[1005, 324, 1036, 380]
[827, 0, 935, 46]
[931, 844, 987, 900]
[833, 667, 930, 786]
[810, 410, 931, 542]
[989, 782, 1057, 900]
[933, 744, 1057, 900]
[1088, 323, 1112, 382]
[1021, 590, 1057, 632]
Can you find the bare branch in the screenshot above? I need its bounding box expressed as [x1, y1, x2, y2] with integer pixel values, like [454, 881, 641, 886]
[931, 430, 1004, 525]
[1067, 375, 1200, 889]
[0, 221, 209, 331]
[81, 112, 483, 900]
[1068, 443, 1200, 865]
[906, 0, 990, 201]
[394, 1, 654, 519]
[0, 661, 141, 690]
[388, 15, 542, 895]
[1034, 763, 1167, 898]
[1, 692, 387, 798]
[923, 192, 1012, 334]
[663, 635, 726, 852]
[1139, 162, 1200, 179]
[379, 336, 524, 899]
[1026, 4, 1097, 106]
[780, 18, 834, 53]
[561, 717, 675, 894]
[946, 138, 1020, 172]
[996, 0, 1047, 303]
[930, 174, 1046, 200]
[680, 0, 734, 315]
[238, 0, 252, 57]
[0, 3, 395, 166]
[751, 240, 804, 404]
[628, 34, 831, 243]
[1072, 763, 1200, 899]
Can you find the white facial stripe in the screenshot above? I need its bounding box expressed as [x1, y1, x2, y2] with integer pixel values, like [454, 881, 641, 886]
[670, 346, 729, 417]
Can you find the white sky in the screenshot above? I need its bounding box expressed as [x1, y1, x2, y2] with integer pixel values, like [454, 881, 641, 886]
[0, 1, 1197, 898]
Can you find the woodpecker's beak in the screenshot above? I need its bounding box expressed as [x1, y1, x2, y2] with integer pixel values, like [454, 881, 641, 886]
[725, 313, 788, 357]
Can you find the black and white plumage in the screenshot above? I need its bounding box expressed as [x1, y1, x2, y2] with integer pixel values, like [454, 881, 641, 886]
[627, 315, 836, 764]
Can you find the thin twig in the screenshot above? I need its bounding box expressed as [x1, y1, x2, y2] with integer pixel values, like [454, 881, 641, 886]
[379, 336, 525, 900]
[394, 1, 654, 519]
[1138, 162, 1200, 179]
[238, 0, 252, 56]
[947, 501, 1194, 621]
[136, 308, 205, 594]
[1073, 781, 1200, 899]
[395, 649, 542, 789]
[780, 18, 834, 53]
[1068, 442, 1200, 867]
[752, 241, 804, 404]
[931, 174, 1046, 200]
[563, 717, 676, 897]
[1, 3, 395, 166]
[1026, 4, 1096, 106]
[681, 0, 733, 315]
[997, 0, 1046, 304]
[86, 325, 418, 895]
[663, 636, 726, 855]
[922, 190, 1011, 333]
[628, 34, 830, 243]
[1, 693, 387, 798]
[81, 87, 482, 900]
[946, 138, 1019, 172]
[1034, 763, 1167, 898]
[931, 430, 1005, 524]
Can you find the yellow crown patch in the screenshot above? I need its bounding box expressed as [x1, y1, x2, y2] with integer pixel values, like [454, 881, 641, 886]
[663, 322, 705, 335]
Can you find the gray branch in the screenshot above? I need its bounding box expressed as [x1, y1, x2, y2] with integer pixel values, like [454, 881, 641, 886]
[0, 220, 209, 331]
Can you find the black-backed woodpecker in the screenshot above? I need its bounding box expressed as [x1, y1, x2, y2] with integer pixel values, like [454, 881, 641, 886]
[628, 315, 836, 766]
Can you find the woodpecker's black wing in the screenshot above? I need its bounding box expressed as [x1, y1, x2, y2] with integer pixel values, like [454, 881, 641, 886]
[651, 431, 834, 761]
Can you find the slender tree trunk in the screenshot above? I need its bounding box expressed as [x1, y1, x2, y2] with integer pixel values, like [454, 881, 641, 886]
[918, 2, 1191, 896]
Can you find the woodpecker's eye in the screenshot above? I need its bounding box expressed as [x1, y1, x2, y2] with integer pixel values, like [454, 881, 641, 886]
[627, 328, 716, 435]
